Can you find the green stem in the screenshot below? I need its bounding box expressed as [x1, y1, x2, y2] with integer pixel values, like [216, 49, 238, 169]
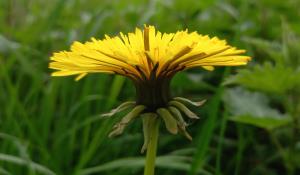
[144, 118, 160, 175]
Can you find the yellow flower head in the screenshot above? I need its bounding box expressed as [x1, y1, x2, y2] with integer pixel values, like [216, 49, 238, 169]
[50, 25, 250, 81]
[49, 25, 250, 142]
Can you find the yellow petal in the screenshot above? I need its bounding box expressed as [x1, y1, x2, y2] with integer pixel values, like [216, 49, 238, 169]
[202, 66, 215, 71]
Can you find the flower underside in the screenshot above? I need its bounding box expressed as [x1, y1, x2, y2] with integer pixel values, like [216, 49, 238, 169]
[49, 25, 251, 151]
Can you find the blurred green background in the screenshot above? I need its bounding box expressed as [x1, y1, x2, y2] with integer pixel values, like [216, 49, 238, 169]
[1, 0, 300, 174]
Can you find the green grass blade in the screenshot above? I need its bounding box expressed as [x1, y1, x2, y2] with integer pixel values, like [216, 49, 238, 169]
[0, 153, 56, 175]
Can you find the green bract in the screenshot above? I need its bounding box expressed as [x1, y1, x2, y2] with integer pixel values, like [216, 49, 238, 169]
[104, 97, 206, 152]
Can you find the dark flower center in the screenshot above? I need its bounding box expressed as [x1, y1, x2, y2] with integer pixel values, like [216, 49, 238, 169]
[134, 77, 171, 112]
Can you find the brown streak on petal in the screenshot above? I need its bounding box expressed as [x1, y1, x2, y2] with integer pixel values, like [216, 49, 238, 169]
[170, 52, 206, 70]
[80, 54, 126, 69]
[95, 50, 140, 74]
[172, 46, 193, 61]
[157, 46, 193, 77]
[135, 65, 148, 80]
[144, 27, 150, 51]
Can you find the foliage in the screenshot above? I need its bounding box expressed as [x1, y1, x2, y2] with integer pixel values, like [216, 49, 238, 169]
[224, 63, 300, 94]
[1, 0, 300, 175]
[224, 87, 290, 130]
[224, 19, 300, 174]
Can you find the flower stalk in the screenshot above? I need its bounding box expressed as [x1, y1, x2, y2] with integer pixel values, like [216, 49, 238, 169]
[143, 114, 160, 175]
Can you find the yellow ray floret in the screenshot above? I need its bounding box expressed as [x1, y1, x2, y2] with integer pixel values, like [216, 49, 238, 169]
[49, 25, 251, 81]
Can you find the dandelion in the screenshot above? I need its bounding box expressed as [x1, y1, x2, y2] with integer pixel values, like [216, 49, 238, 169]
[49, 25, 250, 175]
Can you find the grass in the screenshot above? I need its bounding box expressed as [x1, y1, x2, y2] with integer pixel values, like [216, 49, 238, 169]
[1, 0, 300, 174]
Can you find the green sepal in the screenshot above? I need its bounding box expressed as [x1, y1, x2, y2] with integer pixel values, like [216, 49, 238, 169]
[168, 106, 192, 141]
[141, 113, 159, 153]
[108, 123, 125, 138]
[102, 101, 136, 117]
[168, 106, 187, 127]
[173, 97, 206, 107]
[120, 105, 146, 123]
[109, 105, 145, 137]
[178, 127, 193, 141]
[156, 108, 178, 134]
[168, 101, 199, 119]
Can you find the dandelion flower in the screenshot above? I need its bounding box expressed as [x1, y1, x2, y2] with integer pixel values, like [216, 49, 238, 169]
[49, 25, 250, 174]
